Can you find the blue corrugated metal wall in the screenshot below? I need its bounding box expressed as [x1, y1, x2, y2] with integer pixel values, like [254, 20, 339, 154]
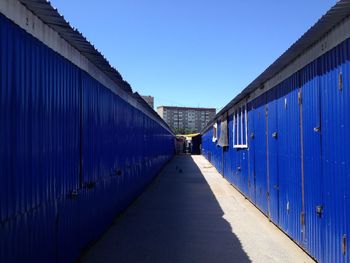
[319, 39, 349, 263]
[253, 93, 269, 215]
[0, 14, 174, 263]
[301, 59, 324, 261]
[201, 37, 350, 263]
[266, 88, 279, 224]
[247, 101, 256, 203]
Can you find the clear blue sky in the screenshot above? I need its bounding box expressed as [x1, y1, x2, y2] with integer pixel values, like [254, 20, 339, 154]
[50, 0, 336, 111]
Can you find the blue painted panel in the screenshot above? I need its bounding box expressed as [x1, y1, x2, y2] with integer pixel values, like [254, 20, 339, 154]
[0, 13, 175, 263]
[201, 36, 350, 263]
[238, 149, 249, 196]
[1, 203, 57, 263]
[0, 14, 81, 222]
[300, 59, 324, 260]
[319, 39, 349, 263]
[276, 75, 302, 244]
[253, 93, 268, 215]
[247, 101, 256, 203]
[216, 121, 223, 174]
[223, 115, 234, 184]
[267, 88, 279, 224]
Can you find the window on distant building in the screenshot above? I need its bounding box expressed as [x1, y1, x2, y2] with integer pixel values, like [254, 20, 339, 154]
[233, 105, 248, 148]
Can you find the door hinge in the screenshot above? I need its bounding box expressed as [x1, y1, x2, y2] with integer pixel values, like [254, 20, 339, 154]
[342, 234, 347, 255]
[298, 90, 302, 105]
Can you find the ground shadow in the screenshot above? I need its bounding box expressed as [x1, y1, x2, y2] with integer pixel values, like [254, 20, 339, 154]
[80, 155, 251, 263]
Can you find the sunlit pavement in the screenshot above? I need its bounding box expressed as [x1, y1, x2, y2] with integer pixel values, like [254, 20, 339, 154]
[81, 155, 315, 263]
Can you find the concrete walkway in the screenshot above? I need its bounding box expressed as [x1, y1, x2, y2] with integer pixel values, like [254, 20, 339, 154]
[81, 155, 315, 263]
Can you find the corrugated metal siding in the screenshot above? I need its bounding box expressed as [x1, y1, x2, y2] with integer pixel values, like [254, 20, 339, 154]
[223, 115, 234, 185]
[300, 59, 324, 261]
[0, 13, 175, 263]
[247, 101, 256, 203]
[266, 88, 279, 224]
[201, 34, 350, 263]
[319, 39, 349, 263]
[253, 93, 269, 215]
[0, 13, 81, 222]
[276, 75, 302, 244]
[202, 1, 350, 129]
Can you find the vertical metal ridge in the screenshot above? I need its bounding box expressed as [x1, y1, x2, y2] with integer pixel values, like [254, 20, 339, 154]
[299, 85, 306, 242]
[265, 105, 270, 219]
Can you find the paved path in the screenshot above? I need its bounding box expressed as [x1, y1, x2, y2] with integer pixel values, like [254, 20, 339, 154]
[81, 155, 315, 263]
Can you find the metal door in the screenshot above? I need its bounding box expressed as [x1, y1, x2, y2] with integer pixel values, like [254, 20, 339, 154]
[276, 75, 303, 243]
[319, 41, 349, 263]
[224, 115, 234, 185]
[300, 60, 324, 260]
[266, 88, 279, 224]
[253, 93, 268, 215]
[248, 101, 256, 203]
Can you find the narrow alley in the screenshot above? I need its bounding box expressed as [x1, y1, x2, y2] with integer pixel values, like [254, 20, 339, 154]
[81, 156, 314, 263]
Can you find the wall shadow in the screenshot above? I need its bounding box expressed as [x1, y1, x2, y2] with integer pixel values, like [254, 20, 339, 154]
[80, 155, 251, 263]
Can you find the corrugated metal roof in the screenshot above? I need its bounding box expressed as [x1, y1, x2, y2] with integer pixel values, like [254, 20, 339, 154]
[16, 0, 176, 135]
[202, 0, 350, 133]
[18, 0, 132, 93]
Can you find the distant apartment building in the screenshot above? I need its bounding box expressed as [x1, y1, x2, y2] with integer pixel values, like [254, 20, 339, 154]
[141, 95, 154, 109]
[157, 106, 216, 133]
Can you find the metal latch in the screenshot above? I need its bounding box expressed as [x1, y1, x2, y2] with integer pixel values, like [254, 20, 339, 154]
[272, 132, 278, 139]
[69, 190, 79, 200]
[316, 205, 323, 217]
[314, 126, 321, 133]
[339, 71, 343, 91]
[86, 181, 96, 190]
[301, 212, 305, 226]
[298, 91, 302, 105]
[250, 132, 255, 139]
[342, 234, 347, 255]
[237, 166, 241, 171]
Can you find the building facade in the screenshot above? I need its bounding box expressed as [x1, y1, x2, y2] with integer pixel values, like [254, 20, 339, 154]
[201, 2, 350, 263]
[157, 106, 216, 133]
[0, 1, 174, 263]
[141, 95, 154, 109]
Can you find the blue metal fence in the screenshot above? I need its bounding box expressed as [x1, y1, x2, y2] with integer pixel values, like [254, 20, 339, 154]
[0, 13, 174, 263]
[201, 37, 350, 263]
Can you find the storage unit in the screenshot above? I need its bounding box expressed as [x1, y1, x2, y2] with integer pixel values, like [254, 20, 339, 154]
[201, 1, 350, 262]
[0, 1, 174, 262]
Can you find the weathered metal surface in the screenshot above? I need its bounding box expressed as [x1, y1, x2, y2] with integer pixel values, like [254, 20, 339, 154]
[0, 12, 175, 263]
[201, 32, 350, 263]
